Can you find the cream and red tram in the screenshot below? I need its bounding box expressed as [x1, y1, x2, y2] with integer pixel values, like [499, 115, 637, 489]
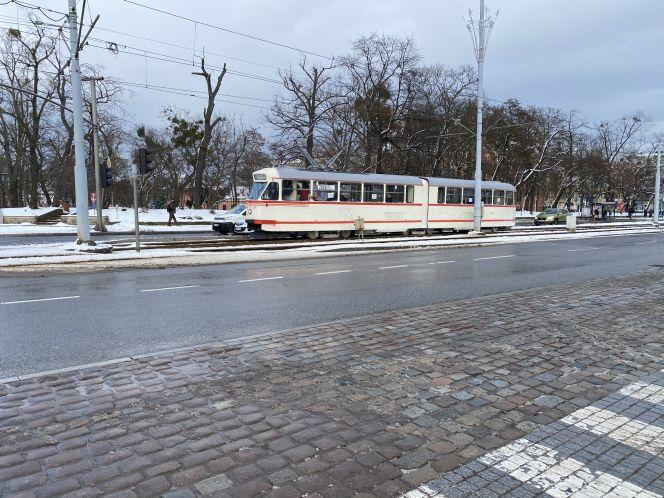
[245, 167, 516, 239]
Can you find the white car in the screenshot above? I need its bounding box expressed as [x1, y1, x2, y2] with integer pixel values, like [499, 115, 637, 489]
[211, 204, 248, 234]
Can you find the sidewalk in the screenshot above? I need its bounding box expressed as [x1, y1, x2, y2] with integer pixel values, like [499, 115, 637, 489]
[0, 270, 662, 497]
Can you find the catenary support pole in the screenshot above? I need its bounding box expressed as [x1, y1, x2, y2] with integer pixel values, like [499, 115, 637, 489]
[472, 0, 486, 234]
[88, 77, 106, 232]
[67, 0, 90, 242]
[655, 149, 661, 225]
[132, 164, 141, 252]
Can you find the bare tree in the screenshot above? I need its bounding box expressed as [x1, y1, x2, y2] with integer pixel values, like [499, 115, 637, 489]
[341, 34, 420, 173]
[267, 57, 338, 167]
[192, 58, 226, 208]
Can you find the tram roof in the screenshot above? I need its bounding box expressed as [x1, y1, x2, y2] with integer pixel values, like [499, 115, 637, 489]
[425, 177, 516, 191]
[258, 167, 515, 190]
[267, 167, 424, 185]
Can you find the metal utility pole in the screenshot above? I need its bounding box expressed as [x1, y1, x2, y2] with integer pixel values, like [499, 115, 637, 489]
[67, 0, 90, 242]
[655, 149, 661, 225]
[467, 0, 496, 234]
[132, 163, 141, 252]
[86, 77, 106, 232]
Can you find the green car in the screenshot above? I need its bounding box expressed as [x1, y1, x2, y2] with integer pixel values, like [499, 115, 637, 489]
[534, 208, 569, 225]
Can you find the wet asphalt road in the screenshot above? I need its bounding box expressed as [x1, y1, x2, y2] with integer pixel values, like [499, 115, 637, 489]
[0, 231, 662, 378]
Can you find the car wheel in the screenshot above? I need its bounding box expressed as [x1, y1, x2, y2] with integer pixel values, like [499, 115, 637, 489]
[553, 218, 559, 225]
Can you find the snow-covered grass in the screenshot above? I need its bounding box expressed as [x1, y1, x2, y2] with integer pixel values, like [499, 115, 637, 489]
[0, 207, 61, 217]
[0, 207, 221, 235]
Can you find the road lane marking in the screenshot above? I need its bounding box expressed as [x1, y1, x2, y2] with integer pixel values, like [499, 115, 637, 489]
[1, 295, 80, 305]
[474, 255, 515, 261]
[140, 285, 200, 293]
[238, 276, 284, 283]
[427, 260, 455, 265]
[568, 248, 596, 252]
[314, 270, 353, 275]
[635, 241, 656, 245]
[378, 265, 409, 269]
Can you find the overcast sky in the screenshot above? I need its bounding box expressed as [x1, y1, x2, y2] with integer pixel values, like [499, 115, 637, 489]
[5, 0, 664, 135]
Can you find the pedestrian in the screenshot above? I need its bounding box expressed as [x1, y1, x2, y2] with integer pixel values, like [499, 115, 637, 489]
[166, 200, 177, 226]
[628, 204, 634, 220]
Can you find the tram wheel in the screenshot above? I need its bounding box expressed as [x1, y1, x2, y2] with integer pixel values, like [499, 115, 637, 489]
[289, 232, 298, 239]
[401, 229, 411, 236]
[339, 230, 352, 239]
[425, 229, 434, 236]
[306, 231, 320, 240]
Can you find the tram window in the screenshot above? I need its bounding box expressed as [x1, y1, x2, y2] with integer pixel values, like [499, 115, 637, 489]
[313, 181, 338, 201]
[481, 189, 493, 205]
[340, 183, 361, 202]
[247, 182, 267, 200]
[282, 180, 296, 200]
[364, 184, 384, 202]
[462, 188, 474, 204]
[446, 187, 462, 204]
[261, 182, 280, 201]
[296, 180, 311, 201]
[437, 187, 445, 204]
[493, 190, 505, 205]
[505, 190, 515, 206]
[406, 185, 415, 203]
[385, 185, 405, 203]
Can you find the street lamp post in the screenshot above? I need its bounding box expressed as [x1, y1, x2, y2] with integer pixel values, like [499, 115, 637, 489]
[655, 149, 661, 225]
[466, 0, 496, 234]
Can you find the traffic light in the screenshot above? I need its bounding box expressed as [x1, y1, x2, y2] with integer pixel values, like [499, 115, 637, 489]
[100, 159, 113, 189]
[138, 147, 154, 175]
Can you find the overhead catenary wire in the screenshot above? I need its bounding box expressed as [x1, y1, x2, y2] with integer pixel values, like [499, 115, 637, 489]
[121, 0, 333, 61]
[0, 14, 309, 78]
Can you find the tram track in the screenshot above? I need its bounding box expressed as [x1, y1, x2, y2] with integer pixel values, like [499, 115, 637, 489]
[107, 222, 660, 253]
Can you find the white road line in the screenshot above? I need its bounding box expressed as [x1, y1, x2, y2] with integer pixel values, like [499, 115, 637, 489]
[474, 255, 515, 261]
[427, 260, 455, 265]
[238, 276, 284, 283]
[568, 247, 596, 252]
[140, 285, 200, 293]
[1, 295, 80, 305]
[314, 270, 353, 275]
[635, 241, 656, 245]
[378, 265, 409, 269]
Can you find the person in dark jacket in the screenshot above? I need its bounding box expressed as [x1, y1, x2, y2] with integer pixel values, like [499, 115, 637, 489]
[166, 200, 177, 226]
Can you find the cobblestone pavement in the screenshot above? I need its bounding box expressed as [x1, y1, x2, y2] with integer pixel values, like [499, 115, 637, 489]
[403, 369, 664, 498]
[0, 269, 663, 497]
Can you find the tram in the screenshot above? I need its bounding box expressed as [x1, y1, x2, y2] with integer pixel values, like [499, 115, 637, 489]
[245, 166, 516, 239]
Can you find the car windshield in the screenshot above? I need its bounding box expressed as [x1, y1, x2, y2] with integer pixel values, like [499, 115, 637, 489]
[230, 204, 246, 215]
[247, 182, 266, 200]
[544, 208, 558, 214]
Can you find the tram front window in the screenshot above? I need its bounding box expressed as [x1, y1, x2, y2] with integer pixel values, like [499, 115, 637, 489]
[262, 182, 280, 200]
[247, 182, 267, 199]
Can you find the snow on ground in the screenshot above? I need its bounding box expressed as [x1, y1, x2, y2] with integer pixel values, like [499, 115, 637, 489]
[0, 207, 62, 217]
[0, 207, 220, 235]
[0, 226, 659, 270]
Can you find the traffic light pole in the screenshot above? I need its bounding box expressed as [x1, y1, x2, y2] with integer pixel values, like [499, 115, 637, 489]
[132, 164, 141, 252]
[67, 0, 90, 242]
[87, 77, 106, 232]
